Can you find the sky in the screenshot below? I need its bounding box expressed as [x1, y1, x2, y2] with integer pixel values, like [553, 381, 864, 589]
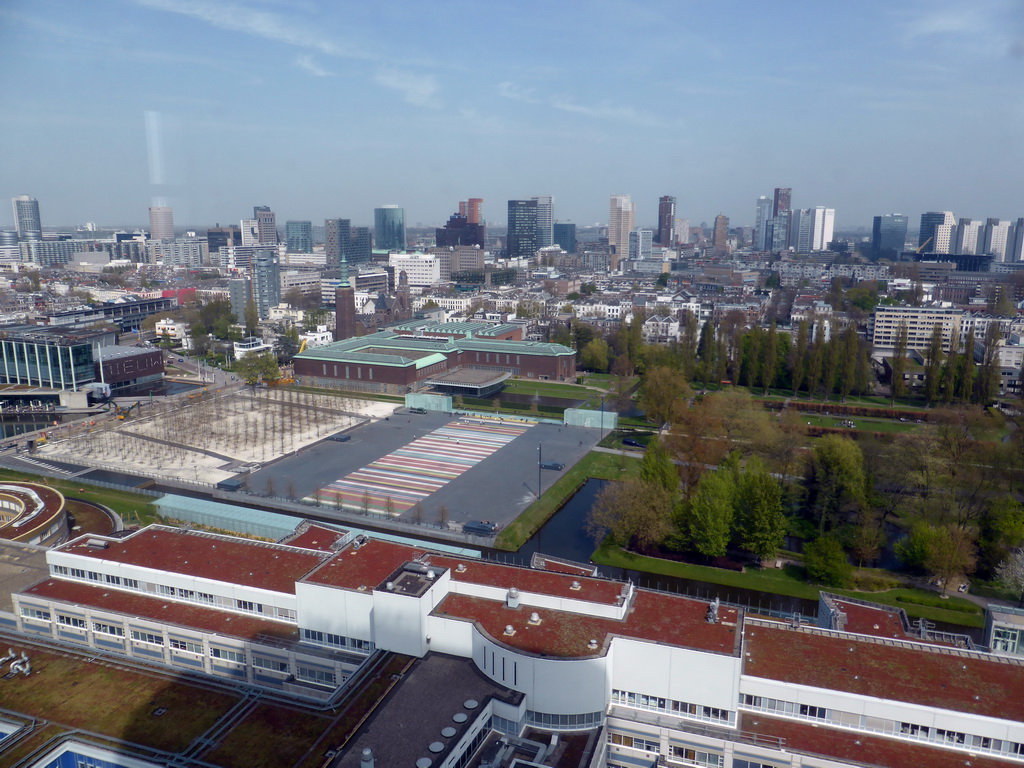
[1, 0, 1022, 232]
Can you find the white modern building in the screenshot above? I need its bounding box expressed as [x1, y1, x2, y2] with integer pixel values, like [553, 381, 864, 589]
[389, 253, 444, 287]
[12, 520, 1024, 768]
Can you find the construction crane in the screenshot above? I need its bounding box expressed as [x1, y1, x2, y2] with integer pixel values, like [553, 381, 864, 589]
[915, 236, 933, 254]
[115, 401, 142, 420]
[297, 337, 308, 354]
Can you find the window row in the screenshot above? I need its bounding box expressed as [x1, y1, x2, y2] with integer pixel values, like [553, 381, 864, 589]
[611, 689, 732, 724]
[670, 747, 723, 767]
[525, 711, 602, 730]
[742, 695, 1024, 757]
[608, 732, 659, 751]
[300, 628, 374, 652]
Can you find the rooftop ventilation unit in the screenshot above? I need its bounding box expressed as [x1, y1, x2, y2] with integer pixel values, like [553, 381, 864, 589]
[503, 625, 516, 636]
[506, 588, 520, 609]
[570, 580, 581, 591]
[86, 538, 109, 550]
[528, 612, 541, 625]
[360, 748, 375, 768]
[587, 639, 598, 650]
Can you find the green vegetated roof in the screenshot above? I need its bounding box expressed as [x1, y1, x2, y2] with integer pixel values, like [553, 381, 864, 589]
[294, 330, 574, 364]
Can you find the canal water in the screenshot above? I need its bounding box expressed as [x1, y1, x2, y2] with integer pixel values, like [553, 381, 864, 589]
[488, 477, 983, 642]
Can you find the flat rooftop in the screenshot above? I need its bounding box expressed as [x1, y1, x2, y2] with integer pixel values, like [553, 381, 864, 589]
[433, 590, 741, 659]
[336, 653, 522, 768]
[22, 578, 299, 642]
[0, 541, 50, 613]
[743, 622, 1024, 721]
[303, 539, 427, 592]
[56, 527, 329, 595]
[741, 714, 1015, 768]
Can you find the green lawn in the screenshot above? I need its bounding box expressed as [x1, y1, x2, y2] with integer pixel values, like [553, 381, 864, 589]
[0, 468, 160, 526]
[592, 545, 985, 628]
[494, 451, 642, 551]
[503, 380, 596, 399]
[800, 414, 919, 434]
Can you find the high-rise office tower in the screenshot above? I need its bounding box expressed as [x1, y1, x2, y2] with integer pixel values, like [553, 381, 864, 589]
[12, 196, 42, 241]
[253, 206, 278, 245]
[325, 218, 351, 268]
[657, 196, 676, 246]
[788, 209, 813, 253]
[677, 218, 691, 244]
[871, 213, 908, 260]
[285, 221, 313, 253]
[918, 211, 955, 254]
[982, 218, 1012, 262]
[553, 222, 577, 254]
[208, 225, 241, 253]
[240, 219, 259, 247]
[768, 211, 790, 252]
[772, 187, 792, 217]
[608, 194, 635, 269]
[374, 206, 406, 252]
[436, 214, 485, 248]
[812, 207, 835, 252]
[753, 196, 773, 251]
[953, 218, 983, 254]
[507, 200, 538, 259]
[148, 206, 174, 241]
[1011, 218, 1024, 262]
[251, 248, 280, 320]
[459, 198, 483, 224]
[349, 227, 372, 264]
[227, 277, 251, 322]
[531, 196, 554, 249]
[711, 215, 730, 253]
[628, 229, 653, 260]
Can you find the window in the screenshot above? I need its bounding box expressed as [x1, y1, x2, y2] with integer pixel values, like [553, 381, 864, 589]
[87, 571, 102, 582]
[51, 565, 69, 576]
[211, 647, 245, 663]
[156, 584, 175, 597]
[936, 729, 966, 745]
[235, 599, 262, 614]
[608, 733, 659, 752]
[131, 630, 163, 645]
[799, 704, 827, 720]
[169, 639, 203, 654]
[57, 614, 87, 628]
[296, 667, 335, 686]
[21, 607, 50, 621]
[253, 656, 289, 672]
[670, 747, 723, 767]
[93, 622, 124, 637]
[123, 578, 139, 590]
[70, 568, 86, 579]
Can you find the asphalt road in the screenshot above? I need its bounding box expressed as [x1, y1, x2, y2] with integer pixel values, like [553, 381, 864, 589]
[246, 410, 603, 527]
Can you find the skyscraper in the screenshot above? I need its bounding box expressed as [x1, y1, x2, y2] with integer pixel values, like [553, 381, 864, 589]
[753, 196, 773, 251]
[251, 248, 280, 320]
[436, 214, 485, 248]
[628, 229, 653, 260]
[1011, 218, 1024, 262]
[812, 207, 835, 252]
[871, 213, 908, 260]
[325, 218, 351, 268]
[531, 195, 554, 249]
[772, 187, 791, 217]
[657, 196, 676, 246]
[768, 211, 790, 252]
[12, 196, 42, 241]
[608, 194, 635, 269]
[553, 223, 577, 254]
[711, 215, 730, 254]
[240, 219, 259, 247]
[506, 200, 538, 259]
[982, 218, 1012, 262]
[148, 206, 174, 241]
[918, 211, 955, 253]
[350, 227, 372, 265]
[253, 205, 278, 245]
[285, 221, 313, 253]
[459, 198, 483, 224]
[953, 219, 983, 254]
[374, 206, 406, 252]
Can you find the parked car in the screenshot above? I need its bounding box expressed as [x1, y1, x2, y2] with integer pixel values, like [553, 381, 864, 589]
[327, 433, 351, 442]
[623, 437, 645, 448]
[408, 407, 428, 414]
[463, 520, 498, 535]
[539, 461, 565, 471]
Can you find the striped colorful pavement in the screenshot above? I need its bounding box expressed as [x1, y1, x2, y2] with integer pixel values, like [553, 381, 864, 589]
[305, 419, 531, 515]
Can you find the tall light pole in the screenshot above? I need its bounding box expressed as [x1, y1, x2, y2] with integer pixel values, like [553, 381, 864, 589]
[600, 394, 607, 443]
[537, 442, 543, 498]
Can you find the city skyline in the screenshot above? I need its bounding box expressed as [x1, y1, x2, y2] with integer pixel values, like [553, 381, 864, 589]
[1, 1, 1022, 230]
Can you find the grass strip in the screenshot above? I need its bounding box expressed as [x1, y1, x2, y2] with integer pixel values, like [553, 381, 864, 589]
[0, 468, 160, 526]
[494, 451, 641, 551]
[591, 545, 984, 629]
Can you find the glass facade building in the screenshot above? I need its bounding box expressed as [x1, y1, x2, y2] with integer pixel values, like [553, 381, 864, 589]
[553, 222, 576, 254]
[374, 206, 406, 252]
[872, 214, 908, 260]
[506, 200, 538, 258]
[285, 221, 313, 253]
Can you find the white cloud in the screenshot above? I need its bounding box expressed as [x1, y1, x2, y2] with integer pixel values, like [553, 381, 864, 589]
[548, 96, 662, 127]
[295, 54, 331, 77]
[497, 81, 539, 103]
[375, 69, 440, 108]
[130, 0, 372, 60]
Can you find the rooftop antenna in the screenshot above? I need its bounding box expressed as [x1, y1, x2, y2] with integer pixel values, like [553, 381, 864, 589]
[914, 617, 935, 639]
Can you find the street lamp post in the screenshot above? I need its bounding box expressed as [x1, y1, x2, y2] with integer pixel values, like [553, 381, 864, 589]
[537, 442, 543, 498]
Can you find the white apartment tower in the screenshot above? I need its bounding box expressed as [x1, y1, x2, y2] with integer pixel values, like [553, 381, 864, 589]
[531, 195, 554, 249]
[811, 206, 835, 252]
[982, 219, 1012, 262]
[954, 218, 983, 254]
